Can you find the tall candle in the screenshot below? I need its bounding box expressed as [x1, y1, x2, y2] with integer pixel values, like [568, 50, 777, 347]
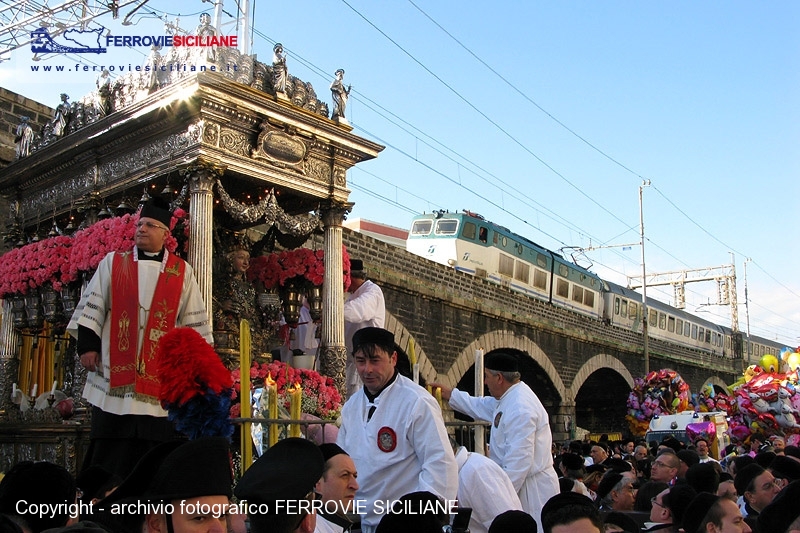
[239, 319, 252, 472]
[434, 386, 443, 411]
[289, 383, 302, 438]
[266, 374, 278, 447]
[408, 338, 417, 366]
[31, 384, 38, 398]
[51, 380, 57, 396]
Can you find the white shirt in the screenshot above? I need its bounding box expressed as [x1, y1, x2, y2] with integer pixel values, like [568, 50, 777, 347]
[454, 446, 522, 533]
[338, 374, 458, 533]
[343, 279, 385, 396]
[449, 382, 559, 526]
[67, 251, 212, 416]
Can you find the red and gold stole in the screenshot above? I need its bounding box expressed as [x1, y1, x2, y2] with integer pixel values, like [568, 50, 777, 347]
[109, 251, 185, 402]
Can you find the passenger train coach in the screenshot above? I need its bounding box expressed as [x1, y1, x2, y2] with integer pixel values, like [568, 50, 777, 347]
[406, 211, 785, 359]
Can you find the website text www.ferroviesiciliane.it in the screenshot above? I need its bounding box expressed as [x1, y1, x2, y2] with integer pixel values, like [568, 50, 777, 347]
[30, 63, 240, 74]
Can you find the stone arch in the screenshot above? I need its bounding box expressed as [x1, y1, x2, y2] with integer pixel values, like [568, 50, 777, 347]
[702, 375, 730, 395]
[384, 313, 437, 383]
[568, 354, 634, 401]
[443, 329, 566, 400]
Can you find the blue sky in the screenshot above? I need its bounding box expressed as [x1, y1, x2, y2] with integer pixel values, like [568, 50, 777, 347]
[2, 1, 798, 345]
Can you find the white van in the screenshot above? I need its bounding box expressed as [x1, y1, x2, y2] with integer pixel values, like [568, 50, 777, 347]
[645, 411, 730, 459]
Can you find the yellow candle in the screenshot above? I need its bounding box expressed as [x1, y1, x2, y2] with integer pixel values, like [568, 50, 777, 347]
[426, 384, 433, 395]
[239, 319, 252, 472]
[266, 374, 278, 447]
[289, 383, 302, 438]
[435, 386, 443, 411]
[408, 337, 417, 366]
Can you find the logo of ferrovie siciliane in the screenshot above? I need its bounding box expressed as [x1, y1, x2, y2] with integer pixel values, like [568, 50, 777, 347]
[31, 27, 107, 54]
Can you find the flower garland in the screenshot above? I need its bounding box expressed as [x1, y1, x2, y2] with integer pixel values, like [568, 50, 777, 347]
[0, 213, 181, 299]
[247, 245, 351, 291]
[230, 360, 342, 421]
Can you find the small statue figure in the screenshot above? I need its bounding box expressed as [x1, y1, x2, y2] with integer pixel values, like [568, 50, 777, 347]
[330, 69, 351, 122]
[14, 116, 34, 159]
[95, 69, 112, 116]
[272, 43, 288, 94]
[47, 93, 70, 139]
[195, 12, 217, 61]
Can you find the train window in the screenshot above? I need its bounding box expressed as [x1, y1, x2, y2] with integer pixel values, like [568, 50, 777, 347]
[692, 324, 698, 340]
[479, 227, 488, 243]
[658, 313, 666, 330]
[725, 336, 731, 350]
[536, 253, 547, 268]
[556, 279, 569, 298]
[620, 299, 627, 316]
[499, 254, 514, 277]
[411, 220, 432, 235]
[649, 309, 657, 326]
[698, 327, 705, 341]
[572, 285, 584, 303]
[514, 261, 530, 283]
[516, 243, 524, 255]
[667, 316, 675, 333]
[559, 264, 569, 277]
[615, 297, 621, 315]
[502, 236, 508, 246]
[676, 319, 683, 334]
[533, 270, 547, 290]
[435, 219, 459, 235]
[705, 329, 711, 343]
[581, 289, 591, 305]
[628, 302, 638, 319]
[684, 322, 691, 337]
[462, 222, 476, 240]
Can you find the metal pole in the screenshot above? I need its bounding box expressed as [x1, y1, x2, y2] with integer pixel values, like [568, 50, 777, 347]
[743, 258, 752, 370]
[640, 180, 651, 374]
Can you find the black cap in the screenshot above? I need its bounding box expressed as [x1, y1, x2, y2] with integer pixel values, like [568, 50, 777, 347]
[541, 492, 594, 524]
[734, 463, 765, 497]
[139, 195, 172, 228]
[603, 457, 633, 473]
[560, 453, 585, 471]
[758, 480, 800, 533]
[488, 510, 538, 533]
[770, 455, 800, 482]
[681, 493, 720, 533]
[604, 511, 640, 533]
[596, 472, 624, 500]
[485, 352, 519, 373]
[349, 259, 364, 272]
[319, 443, 348, 462]
[677, 449, 700, 468]
[234, 438, 324, 505]
[0, 461, 76, 532]
[352, 327, 395, 355]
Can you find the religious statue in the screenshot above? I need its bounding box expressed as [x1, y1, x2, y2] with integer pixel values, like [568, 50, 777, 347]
[272, 43, 288, 94]
[95, 69, 112, 116]
[14, 116, 35, 159]
[213, 245, 270, 365]
[330, 68, 351, 122]
[44, 93, 70, 141]
[195, 12, 217, 61]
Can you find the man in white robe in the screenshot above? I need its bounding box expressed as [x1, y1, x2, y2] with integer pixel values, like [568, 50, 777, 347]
[67, 196, 212, 478]
[343, 260, 385, 397]
[337, 327, 457, 533]
[435, 351, 559, 527]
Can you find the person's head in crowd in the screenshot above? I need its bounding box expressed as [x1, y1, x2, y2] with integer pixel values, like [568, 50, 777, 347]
[771, 435, 786, 455]
[603, 511, 640, 533]
[568, 440, 584, 456]
[603, 457, 633, 474]
[589, 443, 609, 465]
[582, 469, 604, 493]
[559, 453, 586, 480]
[666, 484, 697, 531]
[315, 444, 359, 519]
[634, 481, 668, 512]
[660, 436, 683, 453]
[682, 492, 751, 533]
[730, 455, 754, 478]
[784, 445, 800, 461]
[686, 462, 721, 495]
[0, 514, 29, 533]
[695, 438, 713, 461]
[375, 492, 448, 533]
[770, 454, 800, 486]
[540, 492, 601, 533]
[488, 510, 537, 533]
[735, 463, 781, 515]
[483, 352, 522, 400]
[0, 461, 77, 532]
[621, 438, 635, 456]
[102, 437, 233, 533]
[351, 327, 398, 395]
[754, 450, 776, 468]
[634, 445, 650, 462]
[347, 259, 367, 290]
[76, 466, 122, 506]
[757, 480, 800, 533]
[717, 478, 738, 502]
[558, 477, 575, 493]
[597, 472, 636, 512]
[650, 449, 680, 484]
[678, 450, 700, 478]
[235, 438, 324, 533]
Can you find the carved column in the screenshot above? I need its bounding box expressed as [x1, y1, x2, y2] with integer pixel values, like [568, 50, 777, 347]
[319, 202, 351, 396]
[183, 163, 222, 321]
[0, 300, 20, 411]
